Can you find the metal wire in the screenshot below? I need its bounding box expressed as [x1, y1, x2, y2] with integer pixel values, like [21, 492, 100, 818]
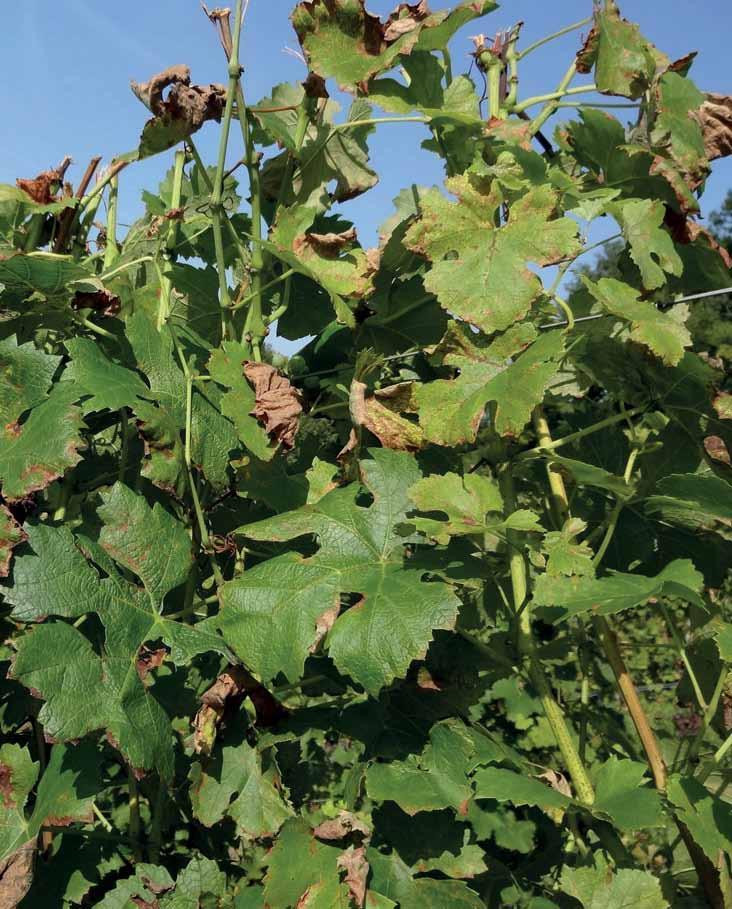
[294, 286, 732, 380]
[538, 286, 732, 331]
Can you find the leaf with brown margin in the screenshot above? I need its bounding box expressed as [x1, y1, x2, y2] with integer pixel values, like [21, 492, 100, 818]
[0, 383, 85, 502]
[405, 175, 580, 334]
[244, 362, 303, 450]
[0, 505, 26, 578]
[291, 0, 495, 91]
[349, 379, 424, 451]
[704, 436, 731, 466]
[697, 93, 732, 161]
[71, 288, 121, 317]
[131, 65, 227, 158]
[0, 842, 34, 909]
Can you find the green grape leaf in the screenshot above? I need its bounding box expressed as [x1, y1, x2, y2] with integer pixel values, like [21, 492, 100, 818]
[541, 520, 594, 577]
[365, 720, 485, 815]
[592, 757, 664, 830]
[405, 176, 580, 333]
[0, 381, 85, 501]
[160, 858, 228, 909]
[208, 341, 275, 462]
[0, 742, 100, 862]
[212, 450, 459, 694]
[650, 72, 707, 187]
[367, 848, 484, 909]
[561, 862, 669, 909]
[608, 199, 683, 289]
[189, 734, 293, 839]
[534, 559, 705, 622]
[473, 766, 572, 810]
[577, 0, 658, 99]
[10, 621, 175, 779]
[582, 276, 691, 365]
[126, 310, 239, 493]
[64, 337, 151, 413]
[406, 472, 504, 544]
[96, 863, 175, 909]
[645, 473, 732, 528]
[0, 250, 91, 299]
[291, 0, 495, 90]
[415, 329, 565, 445]
[667, 775, 732, 864]
[0, 336, 61, 425]
[262, 818, 351, 908]
[98, 482, 193, 605]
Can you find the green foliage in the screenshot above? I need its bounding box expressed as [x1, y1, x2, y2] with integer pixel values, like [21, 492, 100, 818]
[1, 1, 731, 906]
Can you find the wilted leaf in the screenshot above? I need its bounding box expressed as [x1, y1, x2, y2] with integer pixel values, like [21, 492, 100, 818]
[131, 65, 226, 158]
[244, 362, 303, 449]
[697, 92, 732, 160]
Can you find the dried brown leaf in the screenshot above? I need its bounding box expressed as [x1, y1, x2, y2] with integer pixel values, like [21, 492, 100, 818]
[16, 157, 72, 205]
[704, 435, 731, 466]
[71, 289, 121, 317]
[697, 92, 732, 161]
[337, 845, 369, 908]
[135, 645, 168, 681]
[313, 811, 371, 841]
[0, 841, 35, 909]
[244, 363, 303, 449]
[300, 227, 358, 257]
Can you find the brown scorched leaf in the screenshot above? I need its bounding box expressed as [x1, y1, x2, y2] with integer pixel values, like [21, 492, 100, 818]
[0, 841, 34, 909]
[131, 65, 227, 158]
[16, 157, 72, 205]
[243, 363, 303, 449]
[697, 92, 732, 161]
[349, 380, 423, 451]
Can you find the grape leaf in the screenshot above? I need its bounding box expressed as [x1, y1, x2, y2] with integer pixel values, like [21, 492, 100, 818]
[473, 766, 571, 810]
[533, 559, 704, 622]
[207, 341, 275, 462]
[0, 742, 99, 862]
[645, 472, 732, 528]
[667, 775, 732, 864]
[262, 818, 350, 908]
[415, 329, 565, 445]
[291, 0, 495, 90]
[561, 863, 669, 909]
[0, 504, 25, 578]
[365, 720, 487, 815]
[0, 381, 85, 501]
[406, 472, 503, 544]
[592, 757, 664, 831]
[0, 336, 60, 425]
[190, 733, 292, 838]
[405, 176, 580, 333]
[214, 450, 460, 694]
[577, 0, 658, 99]
[608, 198, 682, 289]
[367, 849, 484, 909]
[63, 337, 151, 413]
[98, 482, 193, 606]
[582, 276, 691, 365]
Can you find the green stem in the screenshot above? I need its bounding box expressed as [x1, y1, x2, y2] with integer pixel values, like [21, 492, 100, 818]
[515, 80, 596, 113]
[235, 84, 266, 353]
[103, 176, 120, 271]
[517, 406, 645, 461]
[118, 409, 129, 483]
[686, 668, 727, 770]
[148, 785, 164, 863]
[100, 255, 154, 282]
[128, 767, 142, 862]
[209, 0, 245, 340]
[661, 603, 707, 712]
[500, 467, 595, 805]
[528, 60, 578, 134]
[517, 17, 593, 60]
[442, 48, 453, 86]
[553, 101, 640, 109]
[156, 149, 186, 331]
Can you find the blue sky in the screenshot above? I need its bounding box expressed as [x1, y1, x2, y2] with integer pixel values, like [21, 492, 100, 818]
[2, 1, 731, 251]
